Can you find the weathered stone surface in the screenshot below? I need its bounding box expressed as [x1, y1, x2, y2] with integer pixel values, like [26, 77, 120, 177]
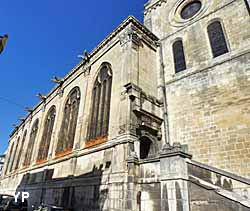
[1, 0, 250, 210]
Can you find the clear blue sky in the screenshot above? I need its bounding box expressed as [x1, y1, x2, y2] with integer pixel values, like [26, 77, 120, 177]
[0, 0, 147, 154]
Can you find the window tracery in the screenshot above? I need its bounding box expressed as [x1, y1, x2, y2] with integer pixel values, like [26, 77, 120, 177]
[87, 64, 112, 143]
[14, 130, 27, 170]
[23, 119, 39, 166]
[4, 142, 14, 175]
[56, 88, 80, 155]
[9, 137, 20, 172]
[37, 106, 56, 161]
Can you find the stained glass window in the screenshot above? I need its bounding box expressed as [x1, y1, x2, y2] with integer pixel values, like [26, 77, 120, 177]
[37, 106, 56, 161]
[23, 119, 39, 166]
[88, 64, 112, 141]
[173, 40, 187, 73]
[208, 21, 229, 57]
[181, 1, 202, 19]
[56, 88, 80, 154]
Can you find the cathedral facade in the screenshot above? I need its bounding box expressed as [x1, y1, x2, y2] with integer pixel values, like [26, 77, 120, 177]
[1, 0, 250, 210]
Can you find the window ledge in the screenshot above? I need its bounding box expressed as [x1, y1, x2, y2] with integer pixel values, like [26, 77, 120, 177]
[36, 159, 47, 165]
[85, 136, 108, 149]
[54, 148, 73, 159]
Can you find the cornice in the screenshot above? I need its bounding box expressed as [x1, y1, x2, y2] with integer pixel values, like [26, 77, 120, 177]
[119, 22, 158, 50]
[8, 16, 159, 138]
[64, 16, 158, 79]
[144, 0, 167, 15]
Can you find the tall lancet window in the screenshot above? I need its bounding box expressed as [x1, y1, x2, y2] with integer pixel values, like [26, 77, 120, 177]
[173, 40, 187, 73]
[37, 106, 56, 162]
[23, 119, 39, 166]
[14, 130, 27, 170]
[207, 21, 228, 57]
[9, 137, 20, 173]
[88, 63, 112, 142]
[4, 142, 14, 175]
[56, 87, 80, 155]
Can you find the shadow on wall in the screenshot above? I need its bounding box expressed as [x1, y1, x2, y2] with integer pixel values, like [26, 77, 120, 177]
[15, 165, 108, 211]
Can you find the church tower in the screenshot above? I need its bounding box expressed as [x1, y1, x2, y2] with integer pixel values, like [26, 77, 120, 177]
[145, 0, 250, 178]
[1, 1, 250, 211]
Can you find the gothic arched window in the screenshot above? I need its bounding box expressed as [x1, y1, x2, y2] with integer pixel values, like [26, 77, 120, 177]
[88, 63, 112, 142]
[207, 21, 228, 57]
[56, 87, 80, 155]
[14, 130, 27, 170]
[37, 106, 56, 162]
[4, 142, 14, 175]
[173, 40, 186, 73]
[9, 137, 20, 173]
[23, 119, 39, 166]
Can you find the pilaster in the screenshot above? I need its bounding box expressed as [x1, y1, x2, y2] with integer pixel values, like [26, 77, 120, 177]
[160, 143, 192, 211]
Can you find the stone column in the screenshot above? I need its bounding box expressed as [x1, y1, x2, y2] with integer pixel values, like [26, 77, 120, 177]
[160, 143, 192, 211]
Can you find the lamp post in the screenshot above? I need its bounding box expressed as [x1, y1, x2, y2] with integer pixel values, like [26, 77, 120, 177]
[0, 34, 8, 54]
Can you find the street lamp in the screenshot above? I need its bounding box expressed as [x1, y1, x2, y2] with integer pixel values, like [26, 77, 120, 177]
[0, 34, 8, 54]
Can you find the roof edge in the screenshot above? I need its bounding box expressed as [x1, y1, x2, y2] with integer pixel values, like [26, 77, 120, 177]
[9, 16, 159, 138]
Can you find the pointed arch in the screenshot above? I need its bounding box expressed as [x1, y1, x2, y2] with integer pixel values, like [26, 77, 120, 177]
[23, 119, 39, 166]
[14, 130, 27, 170]
[4, 141, 14, 175]
[37, 106, 56, 162]
[9, 136, 20, 172]
[56, 87, 81, 155]
[87, 63, 112, 144]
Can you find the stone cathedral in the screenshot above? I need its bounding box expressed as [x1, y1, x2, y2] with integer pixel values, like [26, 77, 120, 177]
[1, 0, 250, 210]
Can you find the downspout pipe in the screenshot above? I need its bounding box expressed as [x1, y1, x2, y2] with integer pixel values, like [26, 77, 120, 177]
[157, 41, 170, 146]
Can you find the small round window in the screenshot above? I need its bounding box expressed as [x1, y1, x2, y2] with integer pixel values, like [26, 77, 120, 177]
[181, 1, 202, 19]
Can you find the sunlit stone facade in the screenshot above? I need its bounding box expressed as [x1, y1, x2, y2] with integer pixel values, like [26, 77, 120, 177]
[1, 0, 250, 210]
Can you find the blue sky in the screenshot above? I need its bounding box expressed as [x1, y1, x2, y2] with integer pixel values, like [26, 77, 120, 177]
[0, 0, 147, 154]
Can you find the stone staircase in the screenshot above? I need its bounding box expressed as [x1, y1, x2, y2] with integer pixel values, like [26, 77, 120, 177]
[159, 144, 250, 211]
[187, 159, 250, 210]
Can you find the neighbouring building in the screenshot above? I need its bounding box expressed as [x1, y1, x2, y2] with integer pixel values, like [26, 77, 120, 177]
[1, 0, 250, 210]
[0, 154, 5, 176]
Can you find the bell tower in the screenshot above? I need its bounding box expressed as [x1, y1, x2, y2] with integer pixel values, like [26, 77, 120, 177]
[144, 0, 250, 180]
[144, 0, 168, 34]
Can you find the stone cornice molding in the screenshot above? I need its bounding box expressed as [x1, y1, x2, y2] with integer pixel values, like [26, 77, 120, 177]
[144, 0, 167, 15]
[9, 16, 159, 138]
[63, 16, 158, 81]
[3, 135, 137, 178]
[119, 23, 158, 50]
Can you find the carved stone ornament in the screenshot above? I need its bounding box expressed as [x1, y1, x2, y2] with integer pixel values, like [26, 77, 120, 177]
[144, 0, 167, 15]
[119, 26, 142, 47]
[83, 65, 91, 77]
[134, 109, 163, 137]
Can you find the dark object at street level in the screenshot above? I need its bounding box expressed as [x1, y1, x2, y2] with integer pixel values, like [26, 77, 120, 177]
[0, 194, 28, 211]
[33, 203, 72, 211]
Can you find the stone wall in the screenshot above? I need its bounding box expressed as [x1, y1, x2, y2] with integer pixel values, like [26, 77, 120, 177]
[1, 1, 250, 210]
[166, 52, 250, 177]
[189, 182, 250, 211]
[145, 0, 250, 177]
